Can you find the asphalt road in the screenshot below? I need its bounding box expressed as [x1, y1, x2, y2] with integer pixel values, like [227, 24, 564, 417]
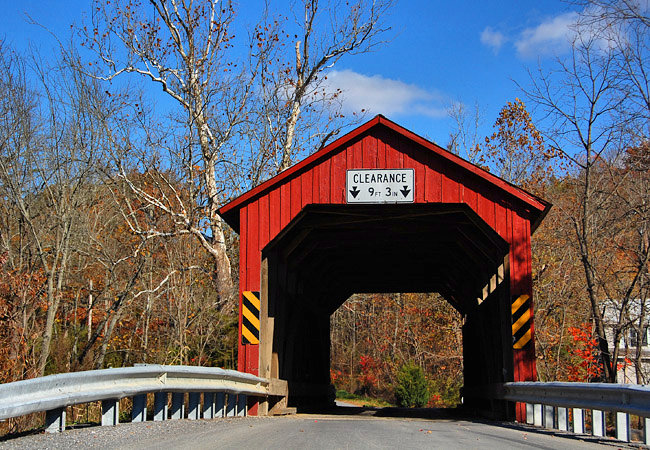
[0, 413, 628, 450]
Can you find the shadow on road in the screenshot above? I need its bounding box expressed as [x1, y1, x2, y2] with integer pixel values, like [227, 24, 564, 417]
[302, 404, 476, 420]
[297, 405, 633, 448]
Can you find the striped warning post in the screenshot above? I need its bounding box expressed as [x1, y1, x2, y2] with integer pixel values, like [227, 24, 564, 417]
[242, 291, 260, 345]
[512, 294, 532, 349]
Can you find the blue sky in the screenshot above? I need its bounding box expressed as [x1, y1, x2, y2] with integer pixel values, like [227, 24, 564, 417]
[0, 0, 582, 148]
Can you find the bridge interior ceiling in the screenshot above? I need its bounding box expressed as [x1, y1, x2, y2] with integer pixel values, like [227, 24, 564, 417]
[264, 203, 510, 316]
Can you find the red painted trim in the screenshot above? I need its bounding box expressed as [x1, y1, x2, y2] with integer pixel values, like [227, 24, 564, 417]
[218, 115, 551, 233]
[238, 207, 247, 372]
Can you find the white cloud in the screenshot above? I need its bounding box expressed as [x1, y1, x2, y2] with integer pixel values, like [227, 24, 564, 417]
[480, 27, 506, 53]
[322, 70, 447, 118]
[515, 12, 580, 58]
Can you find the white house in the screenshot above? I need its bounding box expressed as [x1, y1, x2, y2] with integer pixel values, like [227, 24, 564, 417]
[603, 298, 650, 384]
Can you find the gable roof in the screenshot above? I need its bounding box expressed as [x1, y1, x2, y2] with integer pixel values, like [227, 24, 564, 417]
[219, 115, 551, 233]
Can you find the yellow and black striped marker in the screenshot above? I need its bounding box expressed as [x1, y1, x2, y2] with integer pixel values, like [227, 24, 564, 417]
[512, 294, 532, 349]
[242, 291, 260, 345]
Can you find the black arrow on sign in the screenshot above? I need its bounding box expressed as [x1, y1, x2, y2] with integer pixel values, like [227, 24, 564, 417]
[400, 185, 411, 198]
[349, 186, 360, 198]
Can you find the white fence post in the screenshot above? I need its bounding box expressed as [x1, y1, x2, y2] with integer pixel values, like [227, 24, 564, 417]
[203, 392, 215, 419]
[616, 412, 630, 442]
[644, 417, 650, 446]
[557, 407, 568, 431]
[154, 392, 168, 421]
[592, 409, 606, 437]
[226, 393, 236, 417]
[216, 392, 226, 417]
[132, 394, 147, 422]
[533, 404, 543, 426]
[525, 403, 534, 424]
[543, 405, 555, 429]
[101, 399, 119, 427]
[45, 407, 66, 433]
[573, 408, 584, 434]
[237, 395, 247, 417]
[170, 393, 185, 419]
[188, 393, 201, 420]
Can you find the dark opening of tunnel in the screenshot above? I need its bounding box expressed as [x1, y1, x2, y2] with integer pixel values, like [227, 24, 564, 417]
[259, 203, 514, 418]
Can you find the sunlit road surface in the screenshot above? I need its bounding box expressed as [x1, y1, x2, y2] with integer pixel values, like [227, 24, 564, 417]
[1, 409, 628, 450]
[123, 415, 619, 450]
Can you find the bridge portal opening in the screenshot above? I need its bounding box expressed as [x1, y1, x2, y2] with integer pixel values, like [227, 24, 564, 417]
[260, 204, 513, 417]
[330, 292, 463, 408]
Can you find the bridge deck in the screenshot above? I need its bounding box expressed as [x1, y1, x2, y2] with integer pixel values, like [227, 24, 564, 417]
[1, 411, 621, 449]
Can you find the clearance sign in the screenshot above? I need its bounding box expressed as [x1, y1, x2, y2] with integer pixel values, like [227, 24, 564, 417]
[346, 169, 414, 204]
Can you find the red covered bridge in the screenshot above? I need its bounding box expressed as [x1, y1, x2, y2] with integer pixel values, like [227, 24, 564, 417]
[219, 115, 550, 419]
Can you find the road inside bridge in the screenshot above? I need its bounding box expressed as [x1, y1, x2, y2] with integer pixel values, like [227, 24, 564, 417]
[1, 413, 624, 449]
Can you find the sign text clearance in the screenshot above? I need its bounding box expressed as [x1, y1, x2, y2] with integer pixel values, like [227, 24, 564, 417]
[346, 169, 414, 203]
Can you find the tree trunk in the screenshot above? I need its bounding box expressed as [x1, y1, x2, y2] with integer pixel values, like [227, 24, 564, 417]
[279, 99, 301, 172]
[195, 108, 233, 299]
[95, 310, 121, 369]
[577, 161, 614, 382]
[37, 275, 59, 376]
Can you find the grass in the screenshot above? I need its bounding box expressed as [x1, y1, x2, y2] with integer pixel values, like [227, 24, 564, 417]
[335, 390, 394, 408]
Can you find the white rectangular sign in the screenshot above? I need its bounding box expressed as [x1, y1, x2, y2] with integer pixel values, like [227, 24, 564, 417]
[346, 169, 414, 203]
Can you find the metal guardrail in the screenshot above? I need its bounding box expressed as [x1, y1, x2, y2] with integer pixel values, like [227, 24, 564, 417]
[4, 369, 648, 444]
[498, 381, 650, 417]
[492, 381, 650, 444]
[0, 365, 272, 433]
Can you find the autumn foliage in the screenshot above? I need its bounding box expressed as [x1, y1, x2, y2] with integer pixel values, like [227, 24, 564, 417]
[565, 323, 603, 382]
[330, 293, 463, 407]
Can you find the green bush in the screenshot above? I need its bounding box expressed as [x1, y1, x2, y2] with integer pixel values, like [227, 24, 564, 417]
[428, 376, 463, 407]
[336, 389, 356, 400]
[394, 362, 429, 408]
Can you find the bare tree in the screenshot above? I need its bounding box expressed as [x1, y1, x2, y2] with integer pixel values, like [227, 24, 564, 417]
[274, 0, 393, 172]
[572, 0, 650, 28]
[483, 98, 557, 190]
[78, 0, 255, 299]
[446, 100, 485, 164]
[524, 32, 620, 381]
[524, 15, 649, 380]
[580, 0, 649, 143]
[610, 142, 650, 383]
[0, 43, 43, 381]
[0, 45, 104, 376]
